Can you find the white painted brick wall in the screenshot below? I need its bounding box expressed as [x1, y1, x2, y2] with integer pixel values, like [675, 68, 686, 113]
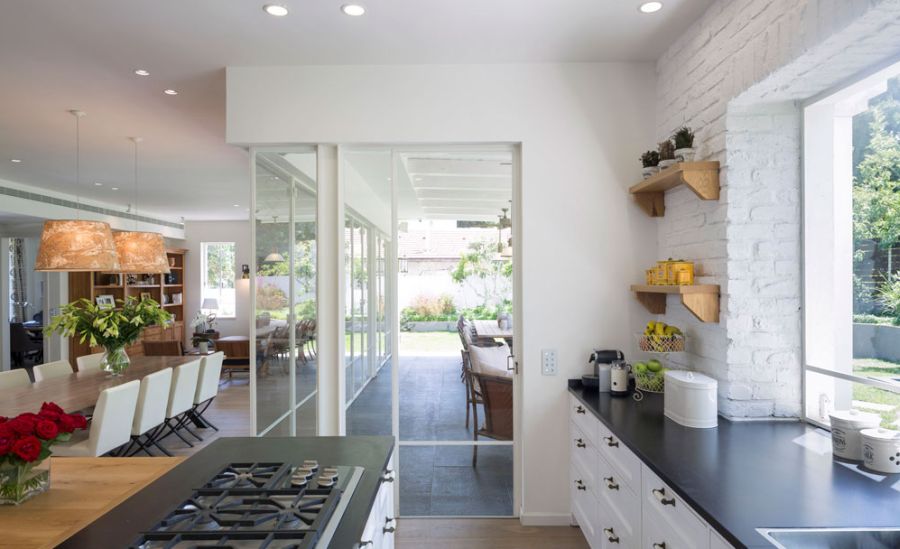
[654, 0, 900, 418]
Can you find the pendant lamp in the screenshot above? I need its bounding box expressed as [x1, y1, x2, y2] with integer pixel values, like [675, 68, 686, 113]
[35, 110, 120, 272]
[113, 137, 171, 273]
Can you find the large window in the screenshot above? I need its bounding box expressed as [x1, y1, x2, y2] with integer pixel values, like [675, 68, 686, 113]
[804, 65, 900, 429]
[201, 242, 236, 318]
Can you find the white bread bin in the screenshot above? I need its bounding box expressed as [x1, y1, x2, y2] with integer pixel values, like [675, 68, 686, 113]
[664, 370, 718, 428]
[828, 409, 881, 461]
[861, 427, 900, 474]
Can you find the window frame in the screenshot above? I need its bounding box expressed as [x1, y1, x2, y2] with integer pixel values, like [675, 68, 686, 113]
[200, 241, 237, 319]
[801, 60, 900, 429]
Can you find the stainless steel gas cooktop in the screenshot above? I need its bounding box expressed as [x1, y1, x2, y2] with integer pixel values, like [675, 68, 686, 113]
[131, 461, 363, 549]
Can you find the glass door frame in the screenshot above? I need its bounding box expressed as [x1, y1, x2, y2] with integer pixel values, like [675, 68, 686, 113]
[249, 145, 319, 437]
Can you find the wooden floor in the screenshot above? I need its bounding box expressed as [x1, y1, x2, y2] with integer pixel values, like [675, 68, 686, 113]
[396, 518, 588, 549]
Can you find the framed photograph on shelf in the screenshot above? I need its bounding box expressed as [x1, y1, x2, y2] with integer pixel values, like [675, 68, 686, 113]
[140, 292, 152, 301]
[96, 295, 115, 309]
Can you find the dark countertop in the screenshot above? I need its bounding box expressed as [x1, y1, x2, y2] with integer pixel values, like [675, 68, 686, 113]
[60, 436, 394, 549]
[568, 380, 900, 549]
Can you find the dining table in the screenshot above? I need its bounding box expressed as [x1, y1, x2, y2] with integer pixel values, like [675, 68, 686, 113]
[0, 355, 197, 417]
[471, 319, 513, 344]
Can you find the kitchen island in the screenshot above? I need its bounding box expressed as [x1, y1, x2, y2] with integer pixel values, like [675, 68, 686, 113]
[568, 379, 900, 548]
[58, 436, 395, 549]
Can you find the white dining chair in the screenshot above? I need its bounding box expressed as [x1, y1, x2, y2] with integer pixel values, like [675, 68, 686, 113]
[32, 360, 74, 382]
[0, 368, 32, 390]
[75, 352, 106, 373]
[125, 368, 173, 457]
[190, 352, 225, 434]
[159, 359, 201, 449]
[53, 380, 140, 457]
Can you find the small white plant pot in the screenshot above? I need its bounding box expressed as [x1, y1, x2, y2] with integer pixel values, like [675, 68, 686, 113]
[658, 159, 677, 170]
[675, 148, 695, 162]
[642, 166, 660, 179]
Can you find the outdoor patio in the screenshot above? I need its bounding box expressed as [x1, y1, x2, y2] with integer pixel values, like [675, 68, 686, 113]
[347, 332, 514, 516]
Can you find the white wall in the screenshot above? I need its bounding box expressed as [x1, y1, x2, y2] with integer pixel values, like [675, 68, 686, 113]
[183, 220, 251, 340]
[654, 0, 900, 418]
[228, 63, 657, 522]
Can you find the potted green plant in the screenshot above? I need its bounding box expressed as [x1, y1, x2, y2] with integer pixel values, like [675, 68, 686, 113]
[672, 126, 695, 162]
[46, 296, 172, 376]
[640, 150, 660, 179]
[658, 140, 676, 169]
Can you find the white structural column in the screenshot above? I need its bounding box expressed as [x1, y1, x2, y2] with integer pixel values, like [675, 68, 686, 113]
[317, 144, 346, 435]
[0, 237, 9, 372]
[44, 272, 68, 363]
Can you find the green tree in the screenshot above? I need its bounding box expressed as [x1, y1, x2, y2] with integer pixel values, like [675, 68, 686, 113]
[451, 240, 512, 309]
[853, 107, 900, 250]
[205, 243, 235, 291]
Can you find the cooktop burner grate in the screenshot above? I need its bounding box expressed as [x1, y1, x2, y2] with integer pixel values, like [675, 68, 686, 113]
[131, 463, 355, 549]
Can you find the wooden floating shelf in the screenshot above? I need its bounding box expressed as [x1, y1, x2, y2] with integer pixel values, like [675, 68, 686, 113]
[128, 284, 160, 288]
[162, 303, 182, 308]
[629, 161, 720, 217]
[630, 284, 720, 323]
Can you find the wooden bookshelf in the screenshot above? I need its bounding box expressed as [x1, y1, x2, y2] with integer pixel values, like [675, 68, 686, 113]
[68, 249, 187, 362]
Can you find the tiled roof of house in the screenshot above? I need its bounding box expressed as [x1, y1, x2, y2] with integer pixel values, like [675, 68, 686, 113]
[398, 228, 499, 259]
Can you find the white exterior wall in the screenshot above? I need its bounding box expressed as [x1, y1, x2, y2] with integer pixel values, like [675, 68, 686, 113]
[227, 63, 658, 523]
[654, 0, 900, 418]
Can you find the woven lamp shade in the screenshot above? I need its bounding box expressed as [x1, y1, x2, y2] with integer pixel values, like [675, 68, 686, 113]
[35, 220, 121, 272]
[113, 231, 171, 273]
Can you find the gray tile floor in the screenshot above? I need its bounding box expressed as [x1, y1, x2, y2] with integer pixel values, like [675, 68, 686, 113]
[347, 354, 514, 516]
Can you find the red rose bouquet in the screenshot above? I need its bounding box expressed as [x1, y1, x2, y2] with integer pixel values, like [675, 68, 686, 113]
[0, 402, 87, 504]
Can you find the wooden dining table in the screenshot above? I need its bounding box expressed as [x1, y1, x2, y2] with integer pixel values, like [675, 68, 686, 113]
[0, 355, 197, 417]
[471, 319, 514, 343]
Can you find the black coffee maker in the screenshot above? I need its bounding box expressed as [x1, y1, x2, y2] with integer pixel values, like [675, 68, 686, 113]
[583, 349, 624, 391]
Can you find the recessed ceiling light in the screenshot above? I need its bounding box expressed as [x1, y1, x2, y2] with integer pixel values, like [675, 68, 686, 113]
[233, 204, 240, 207]
[10, 158, 21, 163]
[639, 2, 663, 13]
[164, 89, 178, 95]
[111, 187, 119, 191]
[134, 69, 150, 76]
[94, 181, 103, 186]
[341, 4, 365, 16]
[263, 4, 288, 16]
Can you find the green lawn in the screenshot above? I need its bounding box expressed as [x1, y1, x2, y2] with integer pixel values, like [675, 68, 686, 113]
[399, 331, 461, 355]
[852, 358, 900, 428]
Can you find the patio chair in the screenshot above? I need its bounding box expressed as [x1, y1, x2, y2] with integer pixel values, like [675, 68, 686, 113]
[463, 342, 512, 430]
[470, 370, 513, 467]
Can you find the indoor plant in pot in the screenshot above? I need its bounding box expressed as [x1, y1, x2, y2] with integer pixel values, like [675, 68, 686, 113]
[46, 296, 172, 376]
[640, 150, 660, 179]
[657, 140, 677, 169]
[0, 402, 87, 505]
[672, 126, 695, 162]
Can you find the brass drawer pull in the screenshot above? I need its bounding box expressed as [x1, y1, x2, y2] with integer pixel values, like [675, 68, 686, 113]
[574, 479, 586, 491]
[652, 487, 676, 507]
[604, 436, 619, 448]
[575, 438, 586, 448]
[575, 405, 586, 415]
[604, 476, 619, 490]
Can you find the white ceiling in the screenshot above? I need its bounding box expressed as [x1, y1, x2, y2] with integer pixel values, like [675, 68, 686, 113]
[0, 0, 712, 221]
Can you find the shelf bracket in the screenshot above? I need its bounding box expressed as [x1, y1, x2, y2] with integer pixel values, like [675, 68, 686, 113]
[682, 169, 720, 201]
[681, 293, 719, 323]
[635, 291, 667, 314]
[633, 192, 665, 217]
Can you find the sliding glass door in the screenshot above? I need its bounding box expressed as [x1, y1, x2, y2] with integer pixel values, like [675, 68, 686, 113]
[252, 149, 318, 436]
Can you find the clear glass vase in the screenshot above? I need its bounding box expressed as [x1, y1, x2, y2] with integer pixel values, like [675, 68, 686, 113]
[101, 345, 131, 376]
[0, 459, 50, 505]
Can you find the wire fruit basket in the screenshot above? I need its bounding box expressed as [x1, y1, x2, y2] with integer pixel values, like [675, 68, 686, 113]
[636, 334, 685, 353]
[634, 370, 666, 393]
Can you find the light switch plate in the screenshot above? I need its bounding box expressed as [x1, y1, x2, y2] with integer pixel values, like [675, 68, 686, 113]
[541, 348, 557, 375]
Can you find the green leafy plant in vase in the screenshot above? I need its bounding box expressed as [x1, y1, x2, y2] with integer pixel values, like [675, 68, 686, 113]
[46, 296, 172, 376]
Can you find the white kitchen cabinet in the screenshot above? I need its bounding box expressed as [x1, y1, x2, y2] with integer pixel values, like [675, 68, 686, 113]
[569, 395, 731, 549]
[359, 455, 396, 548]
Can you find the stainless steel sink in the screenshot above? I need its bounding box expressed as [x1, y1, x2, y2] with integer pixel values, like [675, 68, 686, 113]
[757, 528, 900, 549]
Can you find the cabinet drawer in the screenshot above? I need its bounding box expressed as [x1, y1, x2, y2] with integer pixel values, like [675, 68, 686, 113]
[596, 420, 641, 491]
[641, 465, 708, 549]
[596, 453, 640, 543]
[571, 422, 599, 498]
[570, 395, 599, 448]
[597, 496, 637, 549]
[571, 464, 601, 549]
